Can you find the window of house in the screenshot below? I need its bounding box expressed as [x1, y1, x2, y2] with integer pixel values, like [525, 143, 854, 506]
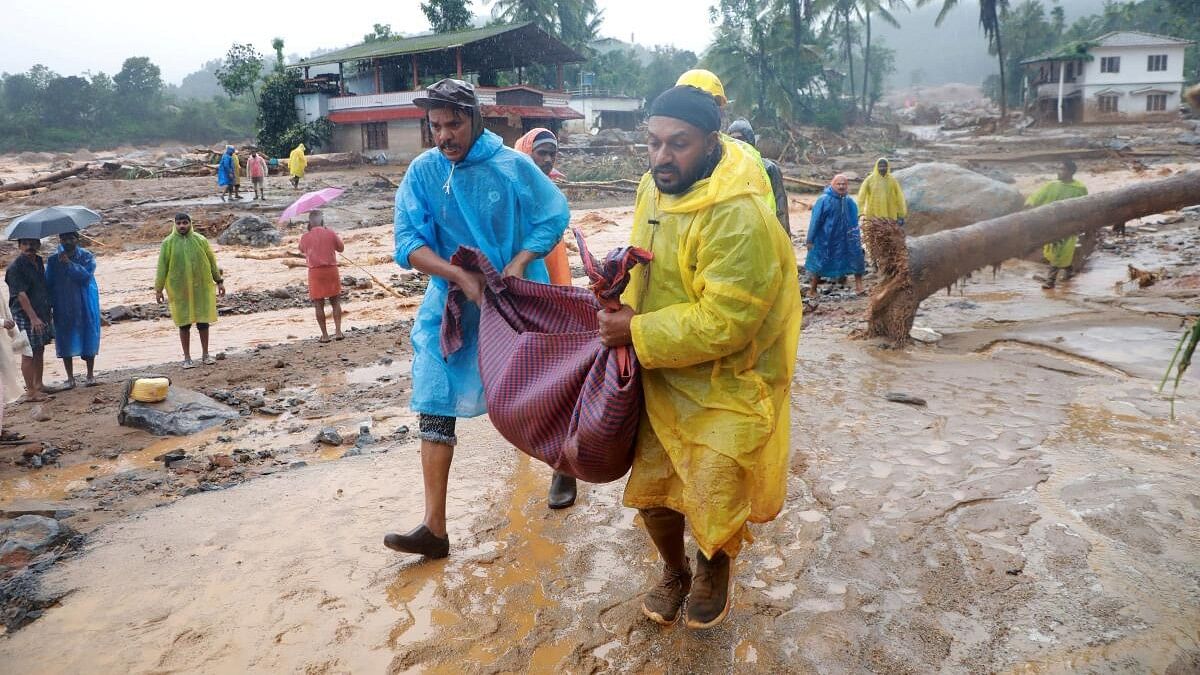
[1146, 93, 1167, 112]
[362, 122, 388, 150]
[1098, 95, 1119, 114]
[1147, 54, 1168, 72]
[1100, 56, 1120, 73]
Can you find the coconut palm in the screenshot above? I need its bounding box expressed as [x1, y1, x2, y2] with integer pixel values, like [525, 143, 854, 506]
[919, 0, 1011, 118]
[858, 0, 909, 116]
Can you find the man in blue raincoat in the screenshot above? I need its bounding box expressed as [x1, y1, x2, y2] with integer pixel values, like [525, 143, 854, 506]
[384, 79, 570, 559]
[46, 231, 101, 387]
[217, 146, 235, 202]
[805, 173, 866, 301]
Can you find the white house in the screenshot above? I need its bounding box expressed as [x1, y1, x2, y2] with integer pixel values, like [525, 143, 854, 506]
[1022, 31, 1194, 124]
[564, 90, 642, 133]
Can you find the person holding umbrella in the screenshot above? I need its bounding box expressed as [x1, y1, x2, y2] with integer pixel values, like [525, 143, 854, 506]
[46, 230, 101, 387]
[155, 213, 225, 369]
[297, 210, 345, 343]
[5, 238, 53, 401]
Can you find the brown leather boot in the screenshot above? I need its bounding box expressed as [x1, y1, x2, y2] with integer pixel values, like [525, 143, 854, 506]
[686, 550, 732, 629]
[640, 508, 692, 625]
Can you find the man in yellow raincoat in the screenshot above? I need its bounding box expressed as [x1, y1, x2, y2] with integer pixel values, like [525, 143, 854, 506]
[598, 85, 801, 630]
[857, 157, 906, 224]
[1027, 160, 1088, 289]
[155, 213, 225, 368]
[288, 143, 307, 189]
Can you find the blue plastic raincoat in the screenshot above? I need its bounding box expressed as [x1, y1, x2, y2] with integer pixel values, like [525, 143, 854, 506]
[394, 129, 570, 418]
[805, 186, 865, 279]
[45, 245, 101, 358]
[217, 148, 234, 187]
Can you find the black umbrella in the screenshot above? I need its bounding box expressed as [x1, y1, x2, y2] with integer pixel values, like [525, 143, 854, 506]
[4, 206, 101, 241]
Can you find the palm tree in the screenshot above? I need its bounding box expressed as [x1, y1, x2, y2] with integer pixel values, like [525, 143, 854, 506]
[919, 0, 1011, 119]
[858, 0, 909, 116]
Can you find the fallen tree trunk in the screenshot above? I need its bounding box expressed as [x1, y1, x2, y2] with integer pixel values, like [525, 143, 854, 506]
[868, 170, 1200, 343]
[0, 164, 88, 192]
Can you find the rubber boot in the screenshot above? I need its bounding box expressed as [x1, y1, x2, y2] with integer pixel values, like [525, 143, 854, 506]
[547, 472, 577, 509]
[639, 508, 692, 625]
[1042, 266, 1058, 289]
[686, 550, 732, 629]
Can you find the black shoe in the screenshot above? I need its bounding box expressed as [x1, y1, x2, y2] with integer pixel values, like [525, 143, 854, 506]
[384, 524, 449, 559]
[548, 472, 577, 509]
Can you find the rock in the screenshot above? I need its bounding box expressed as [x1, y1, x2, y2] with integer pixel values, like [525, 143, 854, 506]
[215, 352, 228, 361]
[0, 501, 77, 520]
[342, 275, 358, 287]
[969, 166, 1015, 184]
[118, 386, 240, 436]
[884, 392, 927, 406]
[909, 326, 943, 344]
[242, 392, 266, 409]
[394, 425, 410, 438]
[355, 424, 375, 448]
[341, 447, 362, 458]
[1104, 138, 1133, 152]
[268, 288, 292, 299]
[154, 449, 187, 465]
[0, 516, 73, 570]
[209, 454, 236, 469]
[216, 215, 282, 247]
[273, 359, 285, 369]
[31, 406, 51, 423]
[1176, 133, 1200, 146]
[257, 406, 284, 416]
[894, 163, 1025, 237]
[288, 461, 308, 470]
[316, 427, 343, 446]
[106, 305, 134, 321]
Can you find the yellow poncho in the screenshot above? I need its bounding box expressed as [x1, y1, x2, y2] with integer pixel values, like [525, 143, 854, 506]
[857, 157, 907, 220]
[621, 137, 802, 558]
[154, 230, 222, 327]
[1026, 179, 1088, 268]
[232, 151, 243, 185]
[288, 144, 307, 178]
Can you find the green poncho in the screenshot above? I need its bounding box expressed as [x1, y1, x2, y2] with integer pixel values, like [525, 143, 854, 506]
[155, 230, 222, 327]
[1026, 179, 1088, 268]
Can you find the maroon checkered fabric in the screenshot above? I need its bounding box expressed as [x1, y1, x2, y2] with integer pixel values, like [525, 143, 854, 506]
[441, 232, 652, 483]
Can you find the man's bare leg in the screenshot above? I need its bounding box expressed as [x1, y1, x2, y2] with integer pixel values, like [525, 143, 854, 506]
[420, 440, 453, 537]
[84, 356, 96, 384]
[330, 296, 344, 339]
[19, 354, 47, 402]
[179, 326, 193, 365]
[314, 299, 329, 341]
[854, 274, 865, 295]
[61, 357, 76, 388]
[198, 325, 211, 362]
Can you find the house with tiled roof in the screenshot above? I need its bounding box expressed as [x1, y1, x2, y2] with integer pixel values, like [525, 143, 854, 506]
[1021, 31, 1193, 124]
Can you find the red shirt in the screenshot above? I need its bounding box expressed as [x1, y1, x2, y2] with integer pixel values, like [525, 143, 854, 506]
[248, 156, 268, 178]
[298, 226, 344, 268]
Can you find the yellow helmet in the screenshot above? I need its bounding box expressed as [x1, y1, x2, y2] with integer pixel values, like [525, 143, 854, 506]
[675, 69, 727, 107]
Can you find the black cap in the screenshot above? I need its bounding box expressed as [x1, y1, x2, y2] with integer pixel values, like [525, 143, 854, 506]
[413, 78, 478, 111]
[648, 85, 722, 134]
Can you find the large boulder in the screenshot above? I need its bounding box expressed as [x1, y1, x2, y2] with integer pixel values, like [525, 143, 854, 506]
[118, 386, 239, 436]
[217, 215, 281, 247]
[894, 162, 1026, 237]
[0, 516, 73, 572]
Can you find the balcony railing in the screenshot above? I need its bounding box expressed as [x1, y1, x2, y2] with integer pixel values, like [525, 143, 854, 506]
[329, 87, 570, 111]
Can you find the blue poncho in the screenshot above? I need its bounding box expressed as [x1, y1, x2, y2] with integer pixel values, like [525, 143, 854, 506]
[45, 245, 101, 359]
[217, 149, 234, 187]
[805, 186, 865, 278]
[394, 129, 570, 418]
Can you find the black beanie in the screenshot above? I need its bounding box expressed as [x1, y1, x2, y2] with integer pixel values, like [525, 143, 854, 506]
[648, 85, 721, 134]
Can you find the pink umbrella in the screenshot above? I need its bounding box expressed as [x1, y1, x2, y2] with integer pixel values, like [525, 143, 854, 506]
[278, 187, 345, 224]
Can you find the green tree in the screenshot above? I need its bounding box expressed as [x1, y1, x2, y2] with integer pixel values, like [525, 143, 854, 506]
[422, 0, 473, 33]
[114, 56, 163, 121]
[216, 43, 264, 103]
[919, 0, 1011, 117]
[858, 0, 909, 117]
[363, 23, 396, 42]
[589, 48, 644, 95]
[271, 38, 286, 72]
[42, 75, 93, 128]
[642, 46, 698, 103]
[991, 0, 1057, 108]
[256, 70, 302, 156]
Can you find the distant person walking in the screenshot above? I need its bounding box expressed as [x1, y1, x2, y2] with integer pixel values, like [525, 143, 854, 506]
[155, 213, 225, 369]
[727, 118, 790, 234]
[218, 146, 236, 202]
[5, 238, 54, 401]
[288, 143, 307, 189]
[805, 174, 866, 299]
[45, 231, 100, 388]
[1028, 161, 1088, 289]
[231, 148, 244, 200]
[248, 151, 268, 200]
[0, 284, 27, 405]
[298, 210, 345, 343]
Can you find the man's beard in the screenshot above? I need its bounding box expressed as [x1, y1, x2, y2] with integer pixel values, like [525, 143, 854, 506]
[652, 149, 718, 195]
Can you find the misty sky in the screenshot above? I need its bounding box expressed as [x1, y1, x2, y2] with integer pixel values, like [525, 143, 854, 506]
[1, 1, 716, 83]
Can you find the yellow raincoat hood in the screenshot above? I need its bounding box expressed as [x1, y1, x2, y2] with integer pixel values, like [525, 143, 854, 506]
[622, 136, 802, 557]
[857, 157, 907, 220]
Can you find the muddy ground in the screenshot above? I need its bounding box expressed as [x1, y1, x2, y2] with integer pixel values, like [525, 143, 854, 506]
[0, 128, 1198, 673]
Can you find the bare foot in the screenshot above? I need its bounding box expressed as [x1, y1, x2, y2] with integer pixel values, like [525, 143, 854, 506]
[85, 376, 98, 387]
[318, 335, 331, 344]
[334, 333, 345, 341]
[182, 359, 197, 370]
[18, 393, 50, 404]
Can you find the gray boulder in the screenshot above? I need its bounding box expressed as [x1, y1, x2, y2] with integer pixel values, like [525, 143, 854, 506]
[1176, 133, 1200, 146]
[0, 516, 73, 569]
[118, 386, 239, 436]
[217, 215, 281, 247]
[893, 162, 1026, 237]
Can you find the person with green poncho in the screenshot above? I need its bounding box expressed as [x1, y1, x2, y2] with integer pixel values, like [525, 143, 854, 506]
[155, 213, 226, 369]
[1026, 161, 1088, 289]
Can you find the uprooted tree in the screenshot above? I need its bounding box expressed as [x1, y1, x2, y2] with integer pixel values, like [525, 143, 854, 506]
[865, 170, 1200, 343]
